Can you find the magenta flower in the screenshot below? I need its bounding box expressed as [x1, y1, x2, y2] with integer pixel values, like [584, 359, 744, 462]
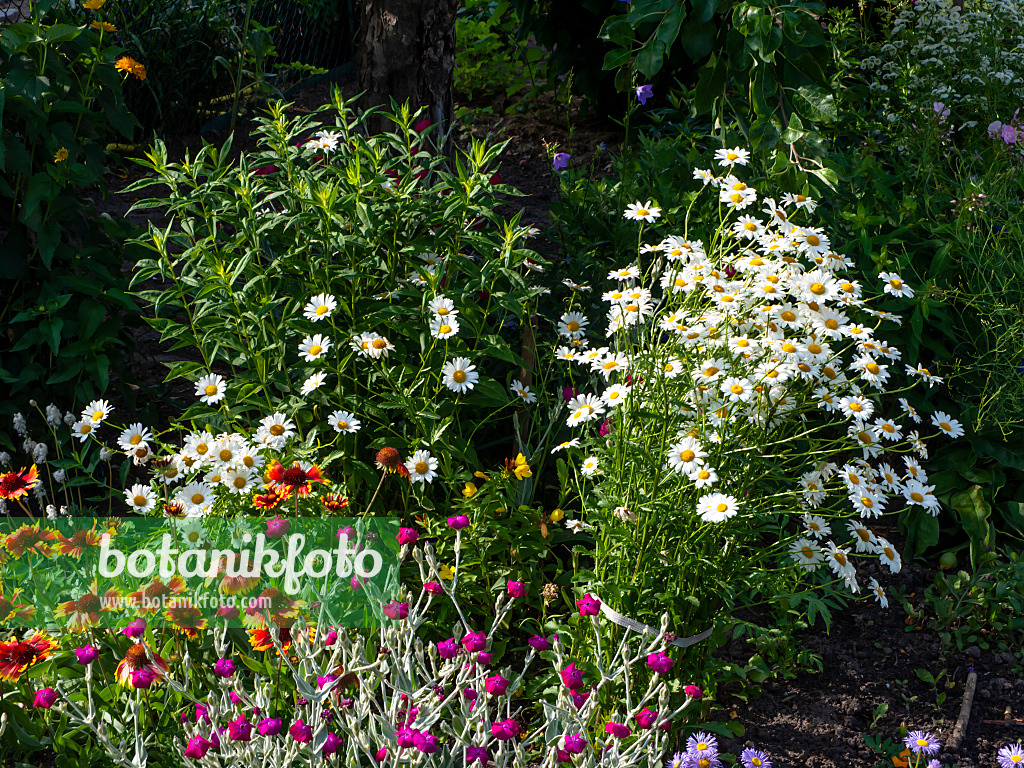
[447, 515, 470, 529]
[75, 645, 98, 665]
[396, 727, 419, 748]
[397, 527, 420, 545]
[382, 601, 409, 620]
[560, 662, 585, 690]
[576, 594, 601, 616]
[563, 734, 587, 753]
[350, 575, 363, 590]
[605, 722, 632, 739]
[462, 631, 487, 652]
[424, 581, 443, 595]
[184, 736, 212, 759]
[635, 708, 657, 729]
[33, 688, 58, 708]
[491, 718, 520, 740]
[485, 674, 509, 695]
[636, 84, 653, 105]
[552, 152, 570, 171]
[322, 732, 343, 757]
[528, 635, 550, 651]
[289, 720, 313, 743]
[258, 718, 282, 736]
[571, 689, 590, 709]
[1002, 124, 1018, 144]
[466, 745, 490, 765]
[562, 386, 578, 402]
[228, 715, 252, 742]
[684, 683, 703, 699]
[507, 581, 526, 598]
[438, 638, 460, 659]
[229, 692, 244, 704]
[477, 651, 493, 666]
[213, 658, 236, 678]
[599, 418, 613, 436]
[121, 618, 145, 639]
[646, 651, 674, 674]
[132, 668, 156, 689]
[317, 674, 337, 690]
[265, 516, 290, 538]
[216, 605, 240, 620]
[413, 731, 440, 753]
[324, 629, 338, 645]
[375, 747, 389, 761]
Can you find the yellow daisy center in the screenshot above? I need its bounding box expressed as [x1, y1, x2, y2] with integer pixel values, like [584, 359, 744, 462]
[567, 321, 580, 332]
[133, 495, 147, 506]
[780, 311, 796, 322]
[453, 370, 467, 383]
[415, 461, 429, 475]
[806, 235, 820, 247]
[205, 384, 218, 396]
[731, 384, 744, 394]
[130, 434, 143, 445]
[316, 305, 329, 315]
[269, 424, 285, 436]
[191, 493, 205, 505]
[309, 345, 322, 356]
[440, 324, 452, 335]
[704, 366, 719, 377]
[716, 503, 728, 513]
[911, 492, 924, 502]
[679, 450, 696, 463]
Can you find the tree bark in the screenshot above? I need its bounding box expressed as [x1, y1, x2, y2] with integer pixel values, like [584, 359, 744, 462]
[356, 0, 459, 141]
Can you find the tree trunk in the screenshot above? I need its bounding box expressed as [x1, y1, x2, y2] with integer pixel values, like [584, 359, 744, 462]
[356, 0, 459, 142]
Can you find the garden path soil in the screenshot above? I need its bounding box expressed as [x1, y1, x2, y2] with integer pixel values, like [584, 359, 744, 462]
[92, 77, 1023, 768]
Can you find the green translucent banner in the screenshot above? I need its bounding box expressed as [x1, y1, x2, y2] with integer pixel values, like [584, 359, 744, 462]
[0, 516, 400, 633]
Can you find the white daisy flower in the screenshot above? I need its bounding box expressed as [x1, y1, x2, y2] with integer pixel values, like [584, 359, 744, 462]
[688, 465, 719, 488]
[558, 312, 589, 339]
[195, 373, 227, 405]
[790, 538, 822, 571]
[879, 271, 915, 298]
[328, 410, 361, 434]
[177, 481, 215, 516]
[300, 372, 328, 395]
[714, 147, 751, 167]
[70, 419, 98, 443]
[874, 536, 902, 573]
[824, 542, 855, 580]
[623, 201, 661, 223]
[550, 438, 581, 454]
[580, 456, 600, 476]
[366, 335, 395, 359]
[81, 399, 113, 424]
[868, 577, 888, 608]
[802, 513, 831, 539]
[697, 492, 738, 523]
[429, 315, 461, 340]
[428, 295, 458, 318]
[667, 436, 707, 475]
[510, 380, 537, 404]
[223, 466, 256, 494]
[601, 383, 630, 407]
[441, 357, 479, 394]
[117, 423, 152, 453]
[299, 334, 331, 362]
[847, 520, 877, 553]
[930, 410, 964, 438]
[125, 483, 156, 514]
[255, 413, 296, 449]
[607, 265, 640, 282]
[303, 293, 337, 322]
[899, 397, 922, 423]
[781, 192, 817, 212]
[838, 395, 875, 421]
[405, 450, 438, 484]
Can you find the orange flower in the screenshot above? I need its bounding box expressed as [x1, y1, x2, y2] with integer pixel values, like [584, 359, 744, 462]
[53, 147, 69, 163]
[55, 583, 122, 632]
[0, 586, 36, 624]
[253, 487, 290, 509]
[54, 524, 103, 558]
[242, 587, 305, 630]
[90, 20, 116, 32]
[0, 631, 59, 682]
[0, 464, 38, 500]
[319, 493, 349, 511]
[213, 554, 260, 596]
[164, 600, 207, 639]
[115, 642, 169, 686]
[266, 461, 327, 498]
[3, 522, 56, 558]
[127, 576, 187, 614]
[247, 626, 314, 653]
[114, 56, 146, 81]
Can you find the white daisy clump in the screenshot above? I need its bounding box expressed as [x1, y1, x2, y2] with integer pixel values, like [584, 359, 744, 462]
[556, 151, 961, 612]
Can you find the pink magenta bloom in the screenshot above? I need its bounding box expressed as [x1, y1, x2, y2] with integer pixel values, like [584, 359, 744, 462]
[290, 720, 313, 743]
[476, 651, 493, 665]
[485, 674, 509, 695]
[397, 527, 419, 545]
[382, 601, 409, 620]
[684, 684, 703, 699]
[121, 618, 145, 638]
[265, 516, 290, 538]
[324, 629, 338, 645]
[447, 515, 470, 529]
[563, 733, 587, 753]
[599, 418, 613, 436]
[396, 727, 419, 748]
[375, 747, 389, 761]
[463, 687, 478, 700]
[528, 635, 550, 651]
[646, 651, 674, 674]
[132, 668, 156, 689]
[507, 580, 526, 598]
[75, 645, 98, 665]
[350, 575, 363, 590]
[424, 581, 443, 595]
[635, 708, 657, 729]
[322, 732, 343, 757]
[466, 745, 490, 764]
[413, 731, 440, 753]
[605, 722, 632, 739]
[258, 718, 282, 736]
[576, 594, 601, 616]
[213, 658, 236, 678]
[492, 718, 520, 740]
[216, 605, 240, 620]
[228, 715, 252, 742]
[462, 631, 487, 652]
[571, 689, 591, 709]
[184, 736, 212, 759]
[33, 688, 58, 708]
[560, 662, 585, 690]
[437, 638, 460, 659]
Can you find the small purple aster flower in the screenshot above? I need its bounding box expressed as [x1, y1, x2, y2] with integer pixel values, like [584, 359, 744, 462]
[905, 730, 941, 756]
[552, 152, 570, 171]
[927, 760, 941, 768]
[741, 747, 772, 768]
[636, 84, 654, 105]
[997, 743, 1024, 768]
[667, 752, 687, 768]
[688, 732, 719, 757]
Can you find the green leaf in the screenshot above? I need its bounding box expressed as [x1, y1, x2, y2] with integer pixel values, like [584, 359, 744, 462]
[951, 485, 994, 568]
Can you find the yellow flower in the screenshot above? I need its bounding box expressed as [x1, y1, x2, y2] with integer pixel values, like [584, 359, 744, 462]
[473, 471, 489, 480]
[53, 147, 68, 163]
[512, 453, 532, 480]
[462, 482, 478, 498]
[438, 564, 454, 580]
[90, 20, 117, 31]
[115, 56, 147, 81]
[549, 508, 565, 522]
[83, 0, 106, 8]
